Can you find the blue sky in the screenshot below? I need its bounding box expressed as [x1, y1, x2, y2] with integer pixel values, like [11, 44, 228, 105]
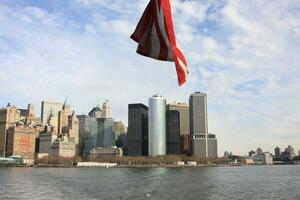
[0, 0, 299, 155]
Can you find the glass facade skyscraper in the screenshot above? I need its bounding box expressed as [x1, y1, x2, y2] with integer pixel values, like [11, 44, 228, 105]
[166, 110, 181, 155]
[127, 104, 148, 156]
[97, 118, 115, 148]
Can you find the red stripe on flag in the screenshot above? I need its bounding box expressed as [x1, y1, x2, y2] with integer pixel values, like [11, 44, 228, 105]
[161, 0, 187, 85]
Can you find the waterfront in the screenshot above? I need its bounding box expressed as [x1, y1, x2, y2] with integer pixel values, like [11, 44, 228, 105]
[0, 165, 299, 200]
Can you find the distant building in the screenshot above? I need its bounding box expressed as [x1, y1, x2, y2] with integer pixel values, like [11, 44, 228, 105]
[114, 121, 127, 140]
[182, 135, 190, 155]
[244, 157, 254, 165]
[88, 105, 102, 118]
[166, 110, 181, 155]
[189, 92, 217, 158]
[149, 95, 166, 156]
[38, 132, 52, 158]
[116, 133, 128, 156]
[89, 147, 123, 159]
[19, 104, 35, 119]
[256, 147, 263, 155]
[97, 118, 115, 148]
[0, 103, 21, 157]
[127, 104, 148, 156]
[68, 111, 79, 146]
[41, 101, 70, 126]
[253, 154, 263, 164]
[83, 138, 97, 157]
[114, 121, 127, 155]
[249, 150, 255, 157]
[58, 103, 70, 135]
[6, 126, 38, 165]
[207, 133, 218, 157]
[167, 103, 190, 155]
[224, 151, 232, 158]
[190, 92, 207, 157]
[262, 152, 273, 165]
[51, 139, 76, 157]
[167, 103, 189, 135]
[19, 109, 28, 118]
[282, 145, 295, 160]
[77, 115, 97, 156]
[102, 100, 111, 118]
[274, 146, 281, 159]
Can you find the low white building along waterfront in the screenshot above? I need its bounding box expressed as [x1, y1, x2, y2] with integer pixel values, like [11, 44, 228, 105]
[77, 162, 117, 168]
[89, 147, 123, 159]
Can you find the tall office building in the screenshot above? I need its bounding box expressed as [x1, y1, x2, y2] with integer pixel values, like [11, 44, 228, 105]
[149, 95, 166, 156]
[167, 103, 190, 155]
[189, 92, 217, 157]
[282, 145, 295, 160]
[274, 146, 281, 159]
[0, 103, 21, 157]
[77, 115, 97, 155]
[189, 92, 208, 157]
[166, 110, 181, 155]
[58, 104, 70, 134]
[127, 104, 148, 156]
[167, 103, 189, 135]
[102, 100, 111, 118]
[41, 101, 70, 126]
[97, 118, 115, 148]
[68, 111, 79, 146]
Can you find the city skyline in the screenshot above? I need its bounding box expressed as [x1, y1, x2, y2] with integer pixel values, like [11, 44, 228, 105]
[0, 95, 298, 157]
[0, 0, 299, 155]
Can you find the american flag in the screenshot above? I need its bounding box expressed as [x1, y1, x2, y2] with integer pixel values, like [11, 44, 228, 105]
[131, 0, 188, 86]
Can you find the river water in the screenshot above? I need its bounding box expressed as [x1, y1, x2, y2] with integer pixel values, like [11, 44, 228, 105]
[0, 165, 299, 200]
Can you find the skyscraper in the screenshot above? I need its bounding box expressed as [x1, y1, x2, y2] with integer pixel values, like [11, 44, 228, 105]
[41, 101, 70, 126]
[274, 146, 281, 159]
[167, 103, 189, 135]
[77, 115, 98, 156]
[97, 118, 115, 148]
[189, 92, 208, 157]
[58, 104, 70, 134]
[166, 110, 181, 155]
[127, 104, 148, 156]
[167, 103, 190, 155]
[102, 100, 111, 118]
[149, 95, 166, 156]
[189, 92, 217, 157]
[68, 111, 79, 146]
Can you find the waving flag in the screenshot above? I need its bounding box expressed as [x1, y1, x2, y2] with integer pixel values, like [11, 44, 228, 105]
[131, 0, 188, 86]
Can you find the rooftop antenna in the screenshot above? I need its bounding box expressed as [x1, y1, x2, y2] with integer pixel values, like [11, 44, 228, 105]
[63, 96, 68, 109]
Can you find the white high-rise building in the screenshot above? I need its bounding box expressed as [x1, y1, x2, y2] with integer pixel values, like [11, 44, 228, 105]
[149, 95, 166, 156]
[102, 100, 111, 118]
